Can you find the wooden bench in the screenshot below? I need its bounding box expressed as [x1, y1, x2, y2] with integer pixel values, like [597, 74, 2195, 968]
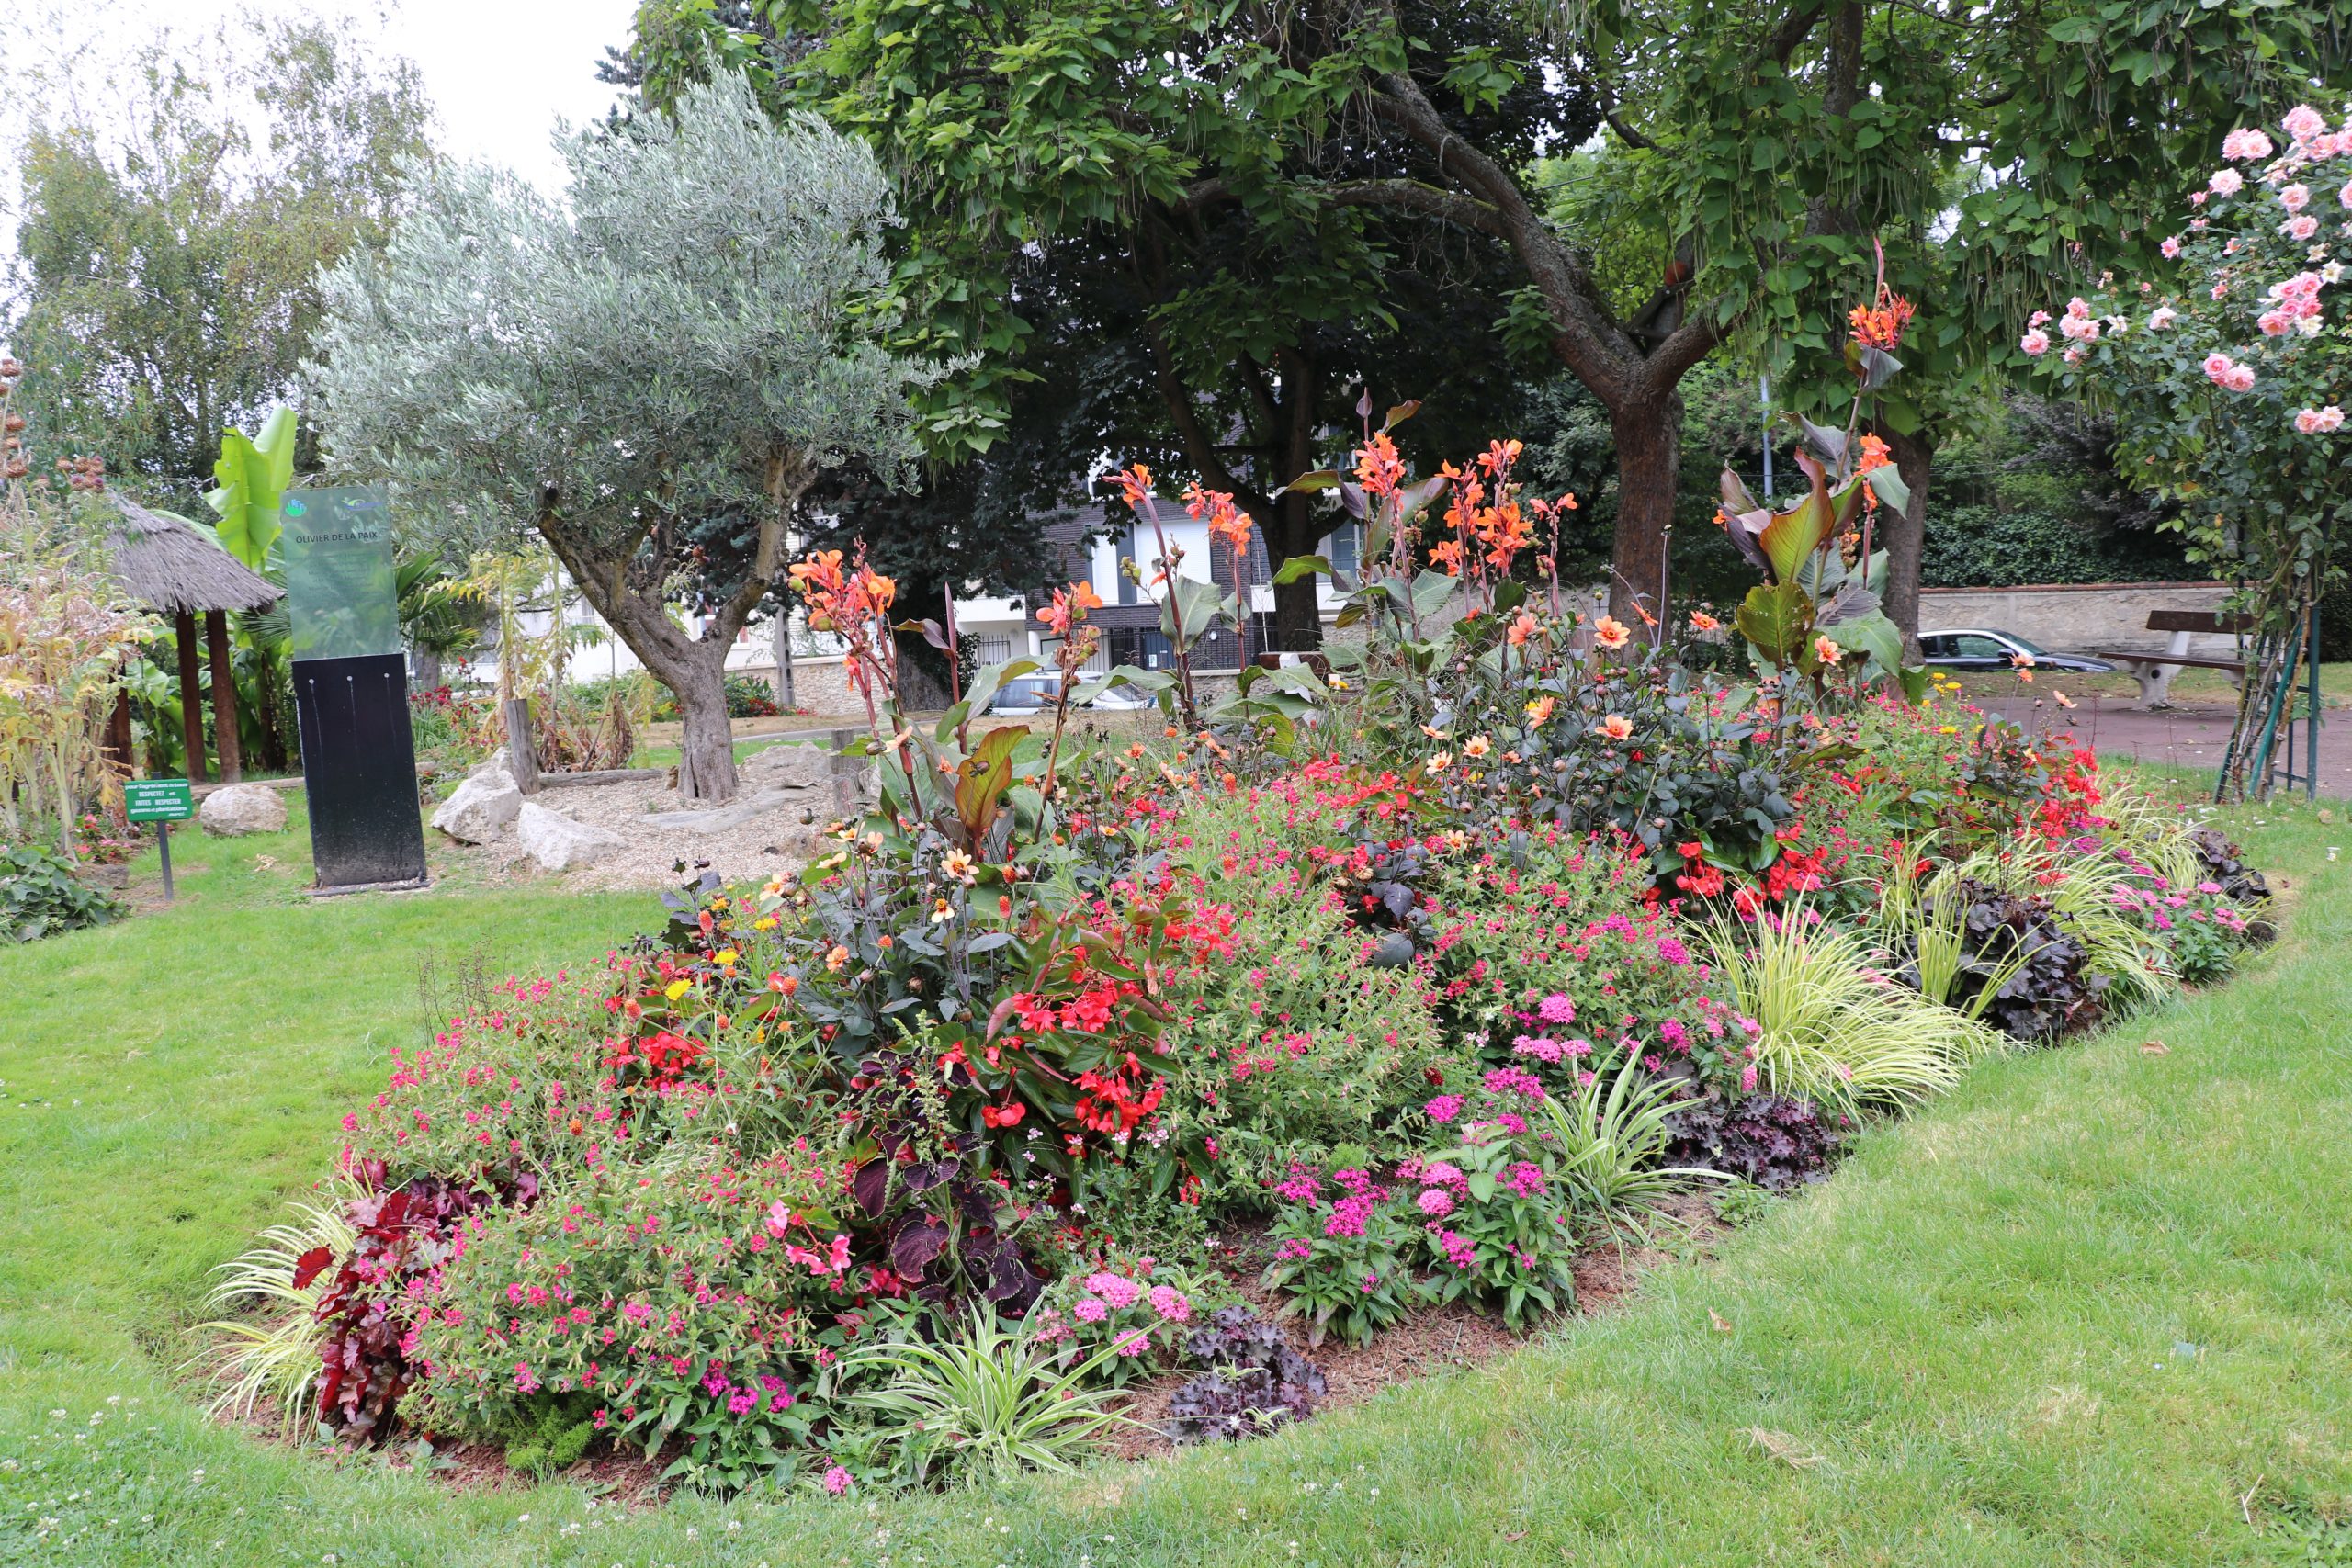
[2096, 610, 2249, 709]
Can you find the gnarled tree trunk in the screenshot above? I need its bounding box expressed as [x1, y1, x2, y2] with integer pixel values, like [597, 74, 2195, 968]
[1608, 394, 1682, 626]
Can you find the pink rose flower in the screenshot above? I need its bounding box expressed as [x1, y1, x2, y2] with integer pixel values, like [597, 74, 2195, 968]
[2019, 328, 2051, 356]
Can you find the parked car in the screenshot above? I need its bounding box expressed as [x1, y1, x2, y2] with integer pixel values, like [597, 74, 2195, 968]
[987, 674, 1058, 713]
[1917, 628, 2118, 674]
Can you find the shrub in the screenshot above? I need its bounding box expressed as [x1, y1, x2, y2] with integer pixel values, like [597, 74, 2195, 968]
[1260, 1161, 1424, 1347]
[1403, 1119, 1580, 1329]
[1423, 827, 1749, 1085]
[1158, 784, 1467, 1205]
[838, 1309, 1144, 1488]
[405, 1146, 877, 1489]
[724, 671, 780, 718]
[1529, 1053, 1724, 1224]
[313, 1172, 513, 1442]
[193, 1185, 361, 1440]
[1665, 1092, 1843, 1190]
[1917, 876, 2106, 1043]
[0, 840, 124, 941]
[1167, 1306, 1327, 1444]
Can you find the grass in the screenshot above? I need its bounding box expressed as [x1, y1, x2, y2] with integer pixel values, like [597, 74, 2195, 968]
[4, 782, 2350, 1564]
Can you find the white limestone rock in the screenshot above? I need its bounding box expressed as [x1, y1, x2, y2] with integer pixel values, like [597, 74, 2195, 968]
[515, 801, 628, 871]
[432, 767, 523, 844]
[197, 783, 287, 837]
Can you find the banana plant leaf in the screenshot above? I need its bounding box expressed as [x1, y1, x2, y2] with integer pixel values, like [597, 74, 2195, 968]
[205, 407, 297, 570]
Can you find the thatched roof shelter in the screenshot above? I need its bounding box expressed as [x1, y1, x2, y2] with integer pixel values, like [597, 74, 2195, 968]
[106, 495, 283, 785]
[106, 495, 282, 615]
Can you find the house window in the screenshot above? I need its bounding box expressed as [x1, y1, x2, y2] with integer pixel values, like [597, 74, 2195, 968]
[1114, 528, 1140, 605]
[1324, 522, 1362, 576]
[1106, 626, 1175, 670]
[965, 633, 1014, 666]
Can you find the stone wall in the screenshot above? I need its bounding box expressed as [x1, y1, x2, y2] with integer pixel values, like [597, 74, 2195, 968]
[1919, 581, 2237, 655]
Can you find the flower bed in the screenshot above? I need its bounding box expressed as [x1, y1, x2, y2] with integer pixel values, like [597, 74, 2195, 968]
[202, 224, 2287, 1500]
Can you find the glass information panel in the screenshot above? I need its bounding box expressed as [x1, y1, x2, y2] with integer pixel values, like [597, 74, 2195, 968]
[281, 486, 401, 661]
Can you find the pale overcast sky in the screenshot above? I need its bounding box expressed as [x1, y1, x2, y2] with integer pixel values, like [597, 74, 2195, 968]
[3, 0, 639, 193]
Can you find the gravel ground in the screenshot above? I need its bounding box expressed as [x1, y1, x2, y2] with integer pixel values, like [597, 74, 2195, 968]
[436, 738, 863, 894]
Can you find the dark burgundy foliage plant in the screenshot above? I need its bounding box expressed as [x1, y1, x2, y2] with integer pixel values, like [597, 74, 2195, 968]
[2189, 827, 2273, 915]
[1903, 877, 2106, 1042]
[313, 1170, 531, 1442]
[1665, 1092, 1843, 1190]
[1166, 1306, 1327, 1444]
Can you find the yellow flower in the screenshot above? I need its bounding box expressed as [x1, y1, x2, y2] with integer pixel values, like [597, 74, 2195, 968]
[715, 948, 738, 966]
[664, 978, 692, 1001]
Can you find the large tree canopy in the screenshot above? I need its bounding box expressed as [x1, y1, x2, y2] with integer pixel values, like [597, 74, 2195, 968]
[629, 0, 2345, 631]
[309, 73, 940, 800]
[624, 0, 1594, 647]
[4, 19, 432, 496]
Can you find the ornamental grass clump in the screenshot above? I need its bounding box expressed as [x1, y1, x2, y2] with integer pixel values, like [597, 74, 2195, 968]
[1706, 906, 1999, 1121]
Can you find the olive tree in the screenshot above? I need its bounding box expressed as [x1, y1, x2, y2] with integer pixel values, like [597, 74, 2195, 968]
[308, 73, 935, 799]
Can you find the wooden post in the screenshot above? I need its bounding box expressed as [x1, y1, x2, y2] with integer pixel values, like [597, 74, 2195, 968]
[205, 609, 242, 783]
[174, 609, 209, 784]
[502, 695, 540, 794]
[103, 690, 135, 782]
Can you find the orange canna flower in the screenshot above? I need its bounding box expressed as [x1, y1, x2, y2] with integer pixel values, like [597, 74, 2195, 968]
[1353, 433, 1405, 499]
[1108, 463, 1154, 509]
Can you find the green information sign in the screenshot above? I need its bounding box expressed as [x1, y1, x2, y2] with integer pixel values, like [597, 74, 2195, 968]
[281, 486, 401, 661]
[123, 779, 195, 823]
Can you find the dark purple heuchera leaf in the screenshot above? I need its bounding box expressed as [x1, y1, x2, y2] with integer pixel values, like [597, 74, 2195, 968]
[1167, 1307, 1327, 1444]
[1666, 1092, 1842, 1190]
[1904, 877, 2106, 1042]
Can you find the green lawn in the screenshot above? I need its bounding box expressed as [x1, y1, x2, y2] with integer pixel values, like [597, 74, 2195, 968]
[4, 782, 2349, 1565]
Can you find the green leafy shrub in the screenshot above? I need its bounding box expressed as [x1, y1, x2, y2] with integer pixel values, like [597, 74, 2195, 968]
[0, 840, 124, 941]
[1260, 1159, 1424, 1347]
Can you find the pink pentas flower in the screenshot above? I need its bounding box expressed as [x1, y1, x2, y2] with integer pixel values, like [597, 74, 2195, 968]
[1083, 1271, 1142, 1309]
[823, 1464, 852, 1495]
[1537, 991, 1576, 1024]
[1073, 1296, 1109, 1323]
[1423, 1093, 1464, 1123]
[1148, 1284, 1191, 1321]
[1418, 1187, 1455, 1218]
